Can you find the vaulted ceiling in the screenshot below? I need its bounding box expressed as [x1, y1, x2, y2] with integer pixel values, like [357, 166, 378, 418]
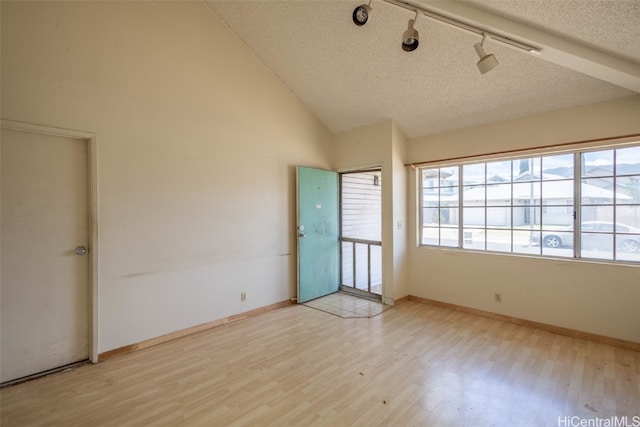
[208, 0, 640, 139]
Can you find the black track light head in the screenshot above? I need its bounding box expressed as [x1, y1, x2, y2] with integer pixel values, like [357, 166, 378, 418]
[402, 19, 419, 52]
[352, 4, 371, 26]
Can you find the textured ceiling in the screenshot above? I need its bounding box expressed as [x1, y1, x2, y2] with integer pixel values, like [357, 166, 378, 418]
[462, 0, 640, 64]
[208, 0, 639, 139]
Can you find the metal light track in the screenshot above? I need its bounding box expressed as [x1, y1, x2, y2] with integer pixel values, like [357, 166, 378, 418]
[382, 0, 540, 54]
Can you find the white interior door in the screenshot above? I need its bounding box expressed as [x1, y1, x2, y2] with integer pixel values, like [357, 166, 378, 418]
[1, 128, 90, 383]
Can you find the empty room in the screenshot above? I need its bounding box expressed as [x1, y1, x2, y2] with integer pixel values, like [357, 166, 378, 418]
[1, 1, 639, 426]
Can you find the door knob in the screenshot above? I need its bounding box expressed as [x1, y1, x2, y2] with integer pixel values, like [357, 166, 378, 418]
[75, 246, 87, 256]
[298, 225, 306, 238]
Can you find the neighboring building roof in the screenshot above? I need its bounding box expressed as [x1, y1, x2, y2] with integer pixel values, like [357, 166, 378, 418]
[423, 180, 631, 202]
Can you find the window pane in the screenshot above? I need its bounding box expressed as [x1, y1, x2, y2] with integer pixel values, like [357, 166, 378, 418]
[514, 204, 540, 228]
[486, 229, 511, 252]
[542, 180, 573, 204]
[440, 187, 458, 206]
[598, 223, 614, 232]
[540, 227, 572, 249]
[422, 227, 439, 246]
[616, 206, 640, 230]
[487, 207, 510, 227]
[582, 150, 613, 177]
[423, 185, 439, 200]
[422, 168, 439, 186]
[616, 176, 640, 204]
[581, 205, 613, 224]
[420, 165, 460, 248]
[439, 186, 456, 196]
[540, 222, 574, 257]
[542, 242, 573, 258]
[440, 207, 460, 227]
[463, 185, 485, 205]
[462, 163, 485, 184]
[463, 208, 485, 228]
[541, 210, 572, 228]
[463, 163, 485, 184]
[440, 227, 459, 247]
[463, 228, 484, 250]
[513, 230, 541, 255]
[442, 200, 459, 210]
[513, 157, 541, 181]
[616, 146, 640, 175]
[486, 184, 511, 206]
[423, 208, 440, 226]
[440, 167, 458, 186]
[616, 235, 640, 261]
[581, 233, 613, 260]
[582, 178, 614, 204]
[440, 207, 459, 227]
[487, 160, 512, 183]
[513, 182, 540, 201]
[542, 154, 573, 180]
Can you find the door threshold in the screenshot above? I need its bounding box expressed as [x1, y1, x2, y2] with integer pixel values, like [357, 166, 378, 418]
[339, 286, 382, 302]
[1, 359, 90, 388]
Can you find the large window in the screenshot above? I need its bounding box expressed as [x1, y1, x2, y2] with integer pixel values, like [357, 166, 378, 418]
[419, 144, 640, 263]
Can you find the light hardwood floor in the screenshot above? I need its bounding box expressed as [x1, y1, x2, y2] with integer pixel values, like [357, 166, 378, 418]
[1, 301, 639, 426]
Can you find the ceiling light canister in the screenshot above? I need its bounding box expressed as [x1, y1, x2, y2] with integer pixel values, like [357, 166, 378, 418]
[402, 18, 419, 52]
[352, 3, 372, 26]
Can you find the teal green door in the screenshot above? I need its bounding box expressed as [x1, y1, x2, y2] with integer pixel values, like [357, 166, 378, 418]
[297, 167, 339, 303]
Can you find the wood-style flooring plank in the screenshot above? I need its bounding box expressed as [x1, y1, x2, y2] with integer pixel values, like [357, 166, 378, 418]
[1, 301, 639, 426]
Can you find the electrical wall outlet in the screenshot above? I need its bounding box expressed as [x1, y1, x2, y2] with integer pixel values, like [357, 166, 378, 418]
[494, 293, 502, 303]
[241, 292, 246, 302]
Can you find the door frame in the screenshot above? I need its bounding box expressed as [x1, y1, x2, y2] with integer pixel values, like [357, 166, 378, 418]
[337, 163, 386, 302]
[1, 119, 99, 364]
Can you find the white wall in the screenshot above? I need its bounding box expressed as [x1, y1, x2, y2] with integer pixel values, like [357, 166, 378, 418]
[1, 1, 333, 352]
[334, 120, 409, 303]
[407, 96, 640, 343]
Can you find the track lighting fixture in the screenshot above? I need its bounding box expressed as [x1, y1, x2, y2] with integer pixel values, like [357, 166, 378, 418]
[401, 12, 419, 52]
[351, 0, 539, 70]
[352, 2, 372, 26]
[474, 34, 499, 74]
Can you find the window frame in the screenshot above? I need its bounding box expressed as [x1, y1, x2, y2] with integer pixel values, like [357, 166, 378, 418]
[417, 141, 640, 265]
